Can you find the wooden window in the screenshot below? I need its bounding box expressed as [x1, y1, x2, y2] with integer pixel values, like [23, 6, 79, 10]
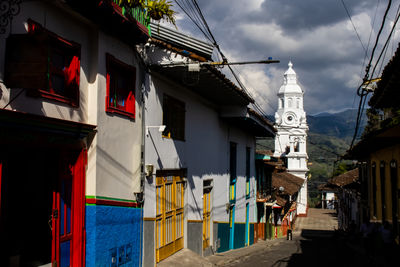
[162, 95, 185, 140]
[380, 161, 386, 222]
[5, 19, 80, 106]
[372, 162, 377, 218]
[106, 54, 136, 119]
[390, 160, 398, 238]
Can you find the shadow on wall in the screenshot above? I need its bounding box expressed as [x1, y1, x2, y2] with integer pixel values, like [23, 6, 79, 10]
[97, 146, 135, 189]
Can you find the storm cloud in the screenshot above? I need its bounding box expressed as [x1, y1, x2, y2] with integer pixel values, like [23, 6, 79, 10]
[170, 0, 400, 115]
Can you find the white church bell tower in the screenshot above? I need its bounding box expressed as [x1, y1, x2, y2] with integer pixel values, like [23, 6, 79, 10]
[274, 61, 309, 215]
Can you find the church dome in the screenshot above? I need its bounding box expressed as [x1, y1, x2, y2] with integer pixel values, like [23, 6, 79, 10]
[278, 61, 303, 94]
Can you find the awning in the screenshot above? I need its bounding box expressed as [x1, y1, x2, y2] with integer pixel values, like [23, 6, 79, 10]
[150, 64, 253, 106]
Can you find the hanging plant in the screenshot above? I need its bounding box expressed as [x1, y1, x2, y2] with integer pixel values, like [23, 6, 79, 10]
[146, 0, 176, 26]
[117, 0, 177, 27]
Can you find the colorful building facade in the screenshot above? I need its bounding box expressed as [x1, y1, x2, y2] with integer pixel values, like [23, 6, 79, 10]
[0, 1, 149, 266]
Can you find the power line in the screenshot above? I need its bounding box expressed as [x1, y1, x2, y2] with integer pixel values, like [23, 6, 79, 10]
[350, 0, 393, 150]
[340, 0, 368, 55]
[176, 0, 273, 119]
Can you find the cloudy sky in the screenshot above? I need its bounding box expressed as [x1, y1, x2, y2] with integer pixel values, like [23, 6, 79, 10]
[167, 0, 400, 115]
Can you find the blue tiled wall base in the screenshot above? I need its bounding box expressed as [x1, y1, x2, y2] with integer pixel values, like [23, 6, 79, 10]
[86, 205, 142, 267]
[216, 223, 230, 253]
[233, 223, 245, 249]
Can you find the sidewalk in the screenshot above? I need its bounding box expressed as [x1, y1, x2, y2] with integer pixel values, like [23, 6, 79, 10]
[157, 237, 291, 267]
[206, 237, 290, 266]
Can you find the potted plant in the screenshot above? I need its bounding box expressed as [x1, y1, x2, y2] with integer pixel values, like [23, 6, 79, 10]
[146, 0, 176, 26]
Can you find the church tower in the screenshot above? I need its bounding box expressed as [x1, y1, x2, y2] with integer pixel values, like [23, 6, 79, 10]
[273, 61, 309, 215]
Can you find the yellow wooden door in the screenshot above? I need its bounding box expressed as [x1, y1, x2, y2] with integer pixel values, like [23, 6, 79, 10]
[203, 189, 211, 249]
[156, 171, 185, 263]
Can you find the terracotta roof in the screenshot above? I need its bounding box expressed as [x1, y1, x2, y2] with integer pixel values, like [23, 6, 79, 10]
[275, 195, 287, 207]
[272, 172, 305, 195]
[318, 183, 337, 192]
[328, 168, 359, 187]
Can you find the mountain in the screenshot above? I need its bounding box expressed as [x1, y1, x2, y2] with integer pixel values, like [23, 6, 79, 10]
[306, 109, 366, 140]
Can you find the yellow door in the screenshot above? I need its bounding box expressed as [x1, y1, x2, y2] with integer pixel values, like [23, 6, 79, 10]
[156, 171, 185, 263]
[203, 183, 212, 249]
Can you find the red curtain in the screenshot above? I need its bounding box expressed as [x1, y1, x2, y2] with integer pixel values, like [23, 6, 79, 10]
[65, 56, 80, 87]
[72, 149, 87, 267]
[125, 91, 135, 115]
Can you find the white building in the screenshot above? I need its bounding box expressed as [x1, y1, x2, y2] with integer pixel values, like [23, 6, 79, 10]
[273, 62, 309, 215]
[142, 24, 275, 266]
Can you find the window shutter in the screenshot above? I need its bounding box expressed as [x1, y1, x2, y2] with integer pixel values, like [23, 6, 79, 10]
[5, 34, 48, 90]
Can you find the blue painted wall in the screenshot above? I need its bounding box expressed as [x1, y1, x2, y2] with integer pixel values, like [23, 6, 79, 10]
[217, 223, 230, 253]
[85, 205, 142, 267]
[217, 222, 255, 253]
[233, 223, 245, 249]
[250, 224, 254, 245]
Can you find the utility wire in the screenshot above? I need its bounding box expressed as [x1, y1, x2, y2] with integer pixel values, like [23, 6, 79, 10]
[350, 0, 393, 150]
[176, 0, 274, 119]
[340, 0, 368, 55]
[370, 3, 400, 81]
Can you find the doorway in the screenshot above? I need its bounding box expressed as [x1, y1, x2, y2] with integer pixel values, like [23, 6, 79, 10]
[0, 147, 85, 267]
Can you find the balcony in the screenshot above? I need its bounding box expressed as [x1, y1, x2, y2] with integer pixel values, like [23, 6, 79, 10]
[66, 0, 151, 44]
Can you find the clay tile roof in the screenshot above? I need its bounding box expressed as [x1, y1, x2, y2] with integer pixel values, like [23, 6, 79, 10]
[329, 168, 359, 187]
[275, 195, 287, 207]
[272, 172, 305, 195]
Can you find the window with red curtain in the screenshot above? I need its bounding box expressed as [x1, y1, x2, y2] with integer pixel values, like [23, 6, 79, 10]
[5, 19, 81, 107]
[106, 53, 136, 119]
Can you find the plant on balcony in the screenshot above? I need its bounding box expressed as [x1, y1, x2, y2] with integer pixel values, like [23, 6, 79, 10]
[146, 0, 176, 26]
[118, 0, 176, 26]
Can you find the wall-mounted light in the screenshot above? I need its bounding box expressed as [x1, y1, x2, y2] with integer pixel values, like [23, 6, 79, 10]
[145, 125, 166, 136]
[145, 164, 154, 177]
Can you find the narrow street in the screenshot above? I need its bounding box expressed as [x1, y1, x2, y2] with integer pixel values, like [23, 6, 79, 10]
[206, 208, 365, 267]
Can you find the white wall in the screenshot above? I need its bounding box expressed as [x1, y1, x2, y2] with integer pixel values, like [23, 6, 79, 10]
[87, 31, 143, 200]
[144, 59, 257, 225]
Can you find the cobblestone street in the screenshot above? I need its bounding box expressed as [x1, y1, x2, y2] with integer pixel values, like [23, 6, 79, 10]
[206, 208, 340, 267]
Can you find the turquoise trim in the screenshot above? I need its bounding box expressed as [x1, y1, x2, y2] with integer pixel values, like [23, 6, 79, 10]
[256, 154, 271, 160]
[245, 203, 249, 246]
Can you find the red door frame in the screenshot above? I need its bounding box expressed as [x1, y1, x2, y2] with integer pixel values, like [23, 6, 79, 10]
[51, 149, 87, 267]
[0, 160, 2, 219]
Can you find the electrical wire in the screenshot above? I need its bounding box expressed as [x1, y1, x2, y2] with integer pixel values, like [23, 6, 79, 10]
[340, 0, 368, 55]
[350, 0, 393, 150]
[176, 0, 276, 119]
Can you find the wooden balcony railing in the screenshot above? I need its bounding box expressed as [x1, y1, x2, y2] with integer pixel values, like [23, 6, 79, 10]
[111, 0, 151, 36]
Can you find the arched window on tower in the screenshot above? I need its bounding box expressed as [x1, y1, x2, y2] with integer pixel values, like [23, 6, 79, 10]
[296, 98, 300, 109]
[294, 139, 300, 152]
[288, 98, 292, 108]
[280, 98, 284, 108]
